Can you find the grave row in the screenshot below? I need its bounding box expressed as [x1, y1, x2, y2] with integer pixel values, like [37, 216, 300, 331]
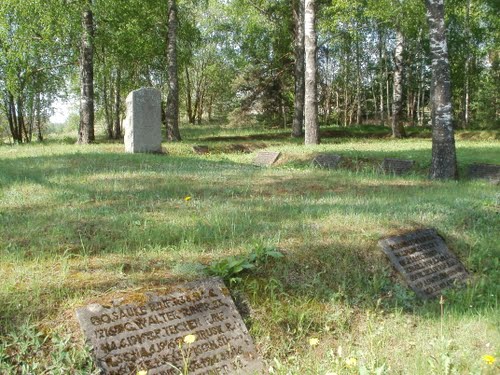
[123, 88, 498, 182]
[77, 228, 469, 374]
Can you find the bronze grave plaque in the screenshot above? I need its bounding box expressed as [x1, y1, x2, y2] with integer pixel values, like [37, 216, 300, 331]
[378, 229, 468, 299]
[76, 279, 263, 375]
[467, 163, 500, 184]
[311, 154, 342, 170]
[381, 158, 415, 175]
[253, 151, 280, 166]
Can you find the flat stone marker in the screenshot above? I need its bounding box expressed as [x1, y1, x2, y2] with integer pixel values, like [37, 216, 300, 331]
[76, 279, 263, 375]
[193, 145, 210, 155]
[311, 154, 342, 170]
[229, 144, 252, 154]
[124, 88, 162, 154]
[253, 151, 280, 166]
[381, 158, 415, 175]
[378, 228, 468, 299]
[467, 163, 500, 184]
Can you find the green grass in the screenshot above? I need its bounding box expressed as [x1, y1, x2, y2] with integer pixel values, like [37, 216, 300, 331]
[0, 124, 499, 374]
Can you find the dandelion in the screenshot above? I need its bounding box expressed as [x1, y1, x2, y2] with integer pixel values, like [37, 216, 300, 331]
[184, 196, 192, 202]
[345, 357, 357, 368]
[183, 334, 197, 344]
[309, 337, 319, 347]
[136, 371, 148, 375]
[482, 354, 496, 365]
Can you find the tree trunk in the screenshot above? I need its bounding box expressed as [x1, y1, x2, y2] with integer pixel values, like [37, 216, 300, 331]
[355, 30, 362, 125]
[166, 0, 181, 141]
[103, 73, 113, 139]
[463, 0, 471, 128]
[78, 1, 95, 144]
[378, 28, 385, 124]
[292, 0, 305, 137]
[36, 92, 43, 142]
[185, 66, 194, 124]
[425, 0, 458, 179]
[391, 28, 406, 138]
[113, 69, 122, 139]
[304, 0, 319, 144]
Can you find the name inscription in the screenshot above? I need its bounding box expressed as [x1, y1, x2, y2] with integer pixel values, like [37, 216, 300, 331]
[76, 279, 263, 374]
[378, 228, 468, 299]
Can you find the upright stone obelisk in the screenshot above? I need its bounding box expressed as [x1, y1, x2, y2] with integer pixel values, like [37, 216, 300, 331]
[124, 88, 162, 153]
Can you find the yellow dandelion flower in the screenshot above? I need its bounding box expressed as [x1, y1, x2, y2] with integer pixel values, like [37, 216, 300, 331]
[482, 354, 496, 365]
[137, 371, 148, 375]
[183, 334, 197, 344]
[184, 196, 192, 202]
[309, 338, 319, 347]
[345, 357, 357, 368]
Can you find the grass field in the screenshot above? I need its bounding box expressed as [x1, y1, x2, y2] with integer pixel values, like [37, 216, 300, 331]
[0, 124, 499, 374]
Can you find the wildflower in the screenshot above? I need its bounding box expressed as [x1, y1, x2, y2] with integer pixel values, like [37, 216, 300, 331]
[137, 371, 148, 375]
[345, 357, 357, 368]
[184, 196, 192, 202]
[482, 354, 496, 365]
[309, 338, 319, 347]
[183, 334, 197, 344]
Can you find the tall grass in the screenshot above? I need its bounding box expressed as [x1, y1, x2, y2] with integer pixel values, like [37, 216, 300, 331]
[0, 125, 498, 373]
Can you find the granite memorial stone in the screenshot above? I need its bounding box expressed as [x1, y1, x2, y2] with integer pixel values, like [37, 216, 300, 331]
[76, 279, 263, 375]
[253, 151, 280, 166]
[311, 154, 342, 170]
[467, 163, 500, 184]
[381, 158, 415, 175]
[378, 228, 468, 299]
[124, 88, 162, 154]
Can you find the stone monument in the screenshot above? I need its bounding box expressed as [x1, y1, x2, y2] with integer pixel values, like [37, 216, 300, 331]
[381, 158, 415, 175]
[311, 154, 342, 170]
[467, 163, 500, 184]
[124, 88, 162, 154]
[253, 151, 280, 167]
[76, 278, 263, 375]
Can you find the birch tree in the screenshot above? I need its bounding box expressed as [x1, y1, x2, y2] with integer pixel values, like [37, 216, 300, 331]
[425, 0, 457, 179]
[391, 26, 406, 137]
[304, 0, 319, 144]
[78, 0, 95, 144]
[166, 0, 181, 141]
[292, 0, 305, 137]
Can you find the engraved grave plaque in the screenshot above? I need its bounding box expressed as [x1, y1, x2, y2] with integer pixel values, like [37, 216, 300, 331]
[229, 144, 252, 154]
[467, 163, 500, 184]
[76, 279, 263, 375]
[378, 229, 468, 299]
[253, 151, 280, 167]
[381, 158, 415, 175]
[311, 154, 342, 170]
[193, 145, 210, 155]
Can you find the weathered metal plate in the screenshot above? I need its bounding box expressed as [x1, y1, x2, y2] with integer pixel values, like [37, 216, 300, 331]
[311, 154, 342, 170]
[253, 151, 280, 166]
[378, 229, 468, 299]
[381, 158, 415, 175]
[467, 163, 500, 184]
[76, 279, 263, 375]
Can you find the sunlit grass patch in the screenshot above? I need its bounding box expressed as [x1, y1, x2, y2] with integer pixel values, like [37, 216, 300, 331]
[0, 128, 499, 373]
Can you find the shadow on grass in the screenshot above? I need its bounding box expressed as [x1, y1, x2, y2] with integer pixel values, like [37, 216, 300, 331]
[0, 147, 498, 332]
